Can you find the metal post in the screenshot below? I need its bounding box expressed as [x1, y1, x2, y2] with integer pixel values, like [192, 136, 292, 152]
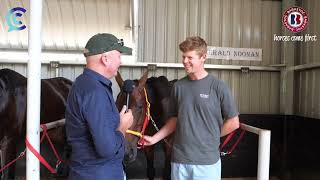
[26, 0, 43, 180]
[132, 0, 139, 63]
[257, 130, 271, 180]
[0, 150, 3, 179]
[241, 123, 271, 180]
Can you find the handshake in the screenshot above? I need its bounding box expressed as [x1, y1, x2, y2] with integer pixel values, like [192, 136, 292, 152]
[117, 105, 133, 135]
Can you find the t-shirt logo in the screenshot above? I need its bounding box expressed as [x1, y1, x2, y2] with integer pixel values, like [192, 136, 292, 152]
[200, 93, 209, 99]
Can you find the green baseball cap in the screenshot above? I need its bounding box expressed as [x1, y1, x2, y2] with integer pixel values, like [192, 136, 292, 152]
[83, 33, 132, 57]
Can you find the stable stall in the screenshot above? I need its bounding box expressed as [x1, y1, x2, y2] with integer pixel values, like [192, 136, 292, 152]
[0, 0, 319, 180]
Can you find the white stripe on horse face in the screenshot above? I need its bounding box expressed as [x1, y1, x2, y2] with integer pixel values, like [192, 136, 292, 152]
[42, 80, 67, 106]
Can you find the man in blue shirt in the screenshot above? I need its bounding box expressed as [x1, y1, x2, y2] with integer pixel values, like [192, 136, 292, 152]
[65, 33, 133, 180]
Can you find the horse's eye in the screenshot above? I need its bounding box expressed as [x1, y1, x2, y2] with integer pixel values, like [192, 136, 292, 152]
[136, 102, 143, 109]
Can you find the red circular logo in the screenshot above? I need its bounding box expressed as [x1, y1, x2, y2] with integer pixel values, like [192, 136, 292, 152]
[282, 6, 308, 33]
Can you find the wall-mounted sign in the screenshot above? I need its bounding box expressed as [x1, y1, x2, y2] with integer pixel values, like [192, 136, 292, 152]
[207, 46, 262, 61]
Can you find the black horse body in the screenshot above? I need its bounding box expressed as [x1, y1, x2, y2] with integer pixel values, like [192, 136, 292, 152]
[144, 76, 176, 180]
[116, 72, 176, 180]
[0, 68, 72, 180]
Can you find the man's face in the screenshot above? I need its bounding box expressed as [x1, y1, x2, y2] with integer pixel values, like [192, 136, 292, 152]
[181, 50, 206, 74]
[104, 50, 121, 77]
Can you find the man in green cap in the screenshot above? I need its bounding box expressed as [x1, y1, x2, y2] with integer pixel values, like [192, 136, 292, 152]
[65, 33, 133, 180]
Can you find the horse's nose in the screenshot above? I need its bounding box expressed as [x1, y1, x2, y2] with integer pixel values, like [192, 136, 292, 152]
[124, 147, 137, 165]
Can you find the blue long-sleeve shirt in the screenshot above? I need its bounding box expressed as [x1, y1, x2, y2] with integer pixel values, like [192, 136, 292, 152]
[65, 68, 124, 180]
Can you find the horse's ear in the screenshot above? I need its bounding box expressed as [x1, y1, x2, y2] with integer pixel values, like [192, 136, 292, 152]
[138, 71, 148, 89]
[115, 71, 124, 88]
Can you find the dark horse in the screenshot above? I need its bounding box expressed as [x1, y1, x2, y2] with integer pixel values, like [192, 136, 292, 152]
[0, 68, 72, 180]
[115, 71, 175, 180]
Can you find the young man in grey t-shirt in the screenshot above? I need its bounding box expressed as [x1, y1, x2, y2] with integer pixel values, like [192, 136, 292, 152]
[142, 36, 240, 180]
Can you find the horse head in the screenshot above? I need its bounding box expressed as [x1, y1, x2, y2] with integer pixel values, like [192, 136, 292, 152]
[115, 71, 149, 164]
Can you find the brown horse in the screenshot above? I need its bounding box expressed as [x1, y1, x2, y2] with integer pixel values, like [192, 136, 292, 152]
[115, 71, 175, 180]
[0, 68, 72, 180]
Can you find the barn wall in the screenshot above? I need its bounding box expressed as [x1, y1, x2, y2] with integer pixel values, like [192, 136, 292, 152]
[0, 0, 132, 50]
[137, 0, 282, 66]
[0, 0, 284, 115]
[2, 0, 319, 117]
[137, 0, 282, 114]
[0, 63, 281, 115]
[295, 0, 320, 119]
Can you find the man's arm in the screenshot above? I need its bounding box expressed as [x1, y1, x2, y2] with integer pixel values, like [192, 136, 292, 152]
[142, 117, 177, 146]
[142, 83, 178, 146]
[84, 92, 124, 158]
[221, 115, 240, 137]
[117, 105, 133, 136]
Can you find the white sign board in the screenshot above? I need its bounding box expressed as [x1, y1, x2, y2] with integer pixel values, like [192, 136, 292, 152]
[207, 46, 262, 61]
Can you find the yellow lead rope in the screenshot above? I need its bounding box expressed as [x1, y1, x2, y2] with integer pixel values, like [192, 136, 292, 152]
[144, 87, 151, 120]
[126, 130, 142, 137]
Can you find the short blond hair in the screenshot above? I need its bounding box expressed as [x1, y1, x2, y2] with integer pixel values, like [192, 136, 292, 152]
[179, 36, 207, 56]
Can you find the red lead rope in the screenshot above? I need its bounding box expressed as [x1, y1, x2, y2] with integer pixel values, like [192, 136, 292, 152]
[220, 129, 246, 156]
[25, 124, 66, 174]
[138, 109, 150, 147]
[137, 88, 151, 148]
[0, 150, 25, 173]
[40, 124, 64, 165]
[25, 138, 56, 174]
[0, 125, 49, 173]
[25, 124, 56, 173]
[1, 124, 65, 174]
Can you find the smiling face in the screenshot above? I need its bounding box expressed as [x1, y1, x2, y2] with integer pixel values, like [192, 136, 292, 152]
[104, 50, 121, 77]
[182, 50, 206, 75]
[179, 36, 208, 76]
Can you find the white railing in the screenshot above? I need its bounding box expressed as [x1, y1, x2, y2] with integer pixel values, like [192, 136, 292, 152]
[23, 120, 270, 180]
[241, 123, 271, 180]
[40, 119, 65, 132]
[0, 150, 3, 178]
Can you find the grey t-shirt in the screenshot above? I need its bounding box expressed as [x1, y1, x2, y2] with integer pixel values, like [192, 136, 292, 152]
[168, 74, 239, 165]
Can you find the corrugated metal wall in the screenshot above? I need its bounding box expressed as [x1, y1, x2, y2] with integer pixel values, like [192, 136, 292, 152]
[0, 63, 280, 115]
[0, 0, 132, 50]
[138, 0, 282, 65]
[0, 0, 282, 115]
[296, 0, 320, 119]
[298, 0, 320, 65]
[0, 0, 132, 106]
[137, 0, 282, 114]
[296, 69, 320, 119]
[118, 67, 280, 114]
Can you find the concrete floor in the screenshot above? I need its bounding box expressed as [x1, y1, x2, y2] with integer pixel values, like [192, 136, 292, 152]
[128, 178, 280, 180]
[14, 178, 278, 180]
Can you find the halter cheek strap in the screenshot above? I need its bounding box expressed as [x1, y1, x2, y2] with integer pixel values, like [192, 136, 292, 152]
[126, 88, 150, 147]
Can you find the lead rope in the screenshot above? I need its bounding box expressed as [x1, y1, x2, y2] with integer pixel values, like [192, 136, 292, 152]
[149, 115, 171, 147]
